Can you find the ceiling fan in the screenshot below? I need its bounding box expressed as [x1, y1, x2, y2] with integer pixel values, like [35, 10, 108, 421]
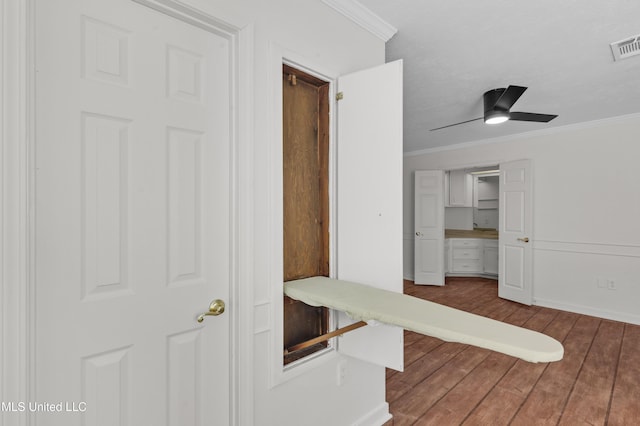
[431, 85, 558, 131]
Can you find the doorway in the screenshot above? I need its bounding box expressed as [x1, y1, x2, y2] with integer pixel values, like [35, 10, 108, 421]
[414, 161, 533, 304]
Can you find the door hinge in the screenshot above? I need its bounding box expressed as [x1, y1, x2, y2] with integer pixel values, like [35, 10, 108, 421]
[336, 92, 344, 101]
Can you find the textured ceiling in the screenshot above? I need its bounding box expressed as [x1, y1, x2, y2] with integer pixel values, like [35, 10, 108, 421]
[358, 0, 640, 153]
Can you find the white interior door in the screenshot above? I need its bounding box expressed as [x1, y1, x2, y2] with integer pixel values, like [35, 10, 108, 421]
[336, 60, 404, 371]
[35, 0, 232, 424]
[499, 159, 533, 305]
[414, 170, 445, 285]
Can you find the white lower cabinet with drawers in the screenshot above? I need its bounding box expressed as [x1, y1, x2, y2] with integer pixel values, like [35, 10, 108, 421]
[482, 240, 499, 276]
[446, 238, 498, 278]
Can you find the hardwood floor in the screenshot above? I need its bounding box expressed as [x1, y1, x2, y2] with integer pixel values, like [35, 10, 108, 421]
[384, 278, 640, 426]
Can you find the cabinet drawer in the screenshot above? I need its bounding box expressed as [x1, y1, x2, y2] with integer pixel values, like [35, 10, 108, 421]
[452, 239, 480, 249]
[452, 248, 481, 260]
[452, 259, 482, 272]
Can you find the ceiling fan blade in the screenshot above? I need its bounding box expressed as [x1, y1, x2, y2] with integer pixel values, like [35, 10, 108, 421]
[493, 85, 527, 110]
[509, 112, 558, 122]
[430, 117, 483, 131]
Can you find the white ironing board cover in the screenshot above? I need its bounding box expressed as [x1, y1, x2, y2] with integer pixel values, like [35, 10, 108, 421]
[284, 276, 563, 363]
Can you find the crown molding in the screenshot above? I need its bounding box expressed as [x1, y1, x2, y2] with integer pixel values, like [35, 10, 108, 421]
[404, 111, 640, 157]
[322, 0, 397, 42]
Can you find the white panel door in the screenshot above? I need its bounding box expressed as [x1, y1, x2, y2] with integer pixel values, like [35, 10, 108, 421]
[336, 60, 404, 371]
[499, 160, 533, 305]
[414, 170, 445, 285]
[34, 1, 231, 425]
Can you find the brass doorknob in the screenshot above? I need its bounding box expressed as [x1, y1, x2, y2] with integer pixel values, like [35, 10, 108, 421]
[197, 299, 225, 323]
[517, 237, 530, 243]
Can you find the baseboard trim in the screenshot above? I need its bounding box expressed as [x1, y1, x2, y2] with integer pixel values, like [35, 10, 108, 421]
[535, 298, 640, 326]
[351, 402, 392, 426]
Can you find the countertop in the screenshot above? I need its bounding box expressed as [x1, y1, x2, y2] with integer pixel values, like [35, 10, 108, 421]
[445, 229, 498, 239]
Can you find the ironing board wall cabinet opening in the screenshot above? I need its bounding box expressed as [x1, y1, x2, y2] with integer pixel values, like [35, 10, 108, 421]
[282, 64, 331, 365]
[278, 60, 405, 373]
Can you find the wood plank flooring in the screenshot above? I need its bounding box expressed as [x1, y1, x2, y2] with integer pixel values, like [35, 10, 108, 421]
[384, 277, 640, 426]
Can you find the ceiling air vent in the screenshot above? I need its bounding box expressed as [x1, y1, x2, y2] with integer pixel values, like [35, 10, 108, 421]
[610, 35, 640, 61]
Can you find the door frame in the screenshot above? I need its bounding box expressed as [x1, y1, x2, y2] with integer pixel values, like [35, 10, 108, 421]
[1, 1, 254, 424]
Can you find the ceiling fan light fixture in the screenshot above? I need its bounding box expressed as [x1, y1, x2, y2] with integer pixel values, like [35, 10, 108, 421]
[484, 110, 509, 125]
[430, 85, 557, 131]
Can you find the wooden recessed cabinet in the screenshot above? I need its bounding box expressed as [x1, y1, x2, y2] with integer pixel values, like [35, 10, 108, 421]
[282, 64, 331, 365]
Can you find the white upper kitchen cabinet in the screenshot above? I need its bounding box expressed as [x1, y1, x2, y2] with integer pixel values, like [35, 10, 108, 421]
[448, 170, 473, 207]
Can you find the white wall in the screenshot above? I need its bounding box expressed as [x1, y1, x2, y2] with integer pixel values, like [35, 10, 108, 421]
[474, 208, 498, 229]
[445, 207, 473, 230]
[404, 114, 640, 325]
[178, 1, 390, 425]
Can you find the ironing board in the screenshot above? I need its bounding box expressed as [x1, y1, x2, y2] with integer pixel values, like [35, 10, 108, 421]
[284, 276, 563, 363]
